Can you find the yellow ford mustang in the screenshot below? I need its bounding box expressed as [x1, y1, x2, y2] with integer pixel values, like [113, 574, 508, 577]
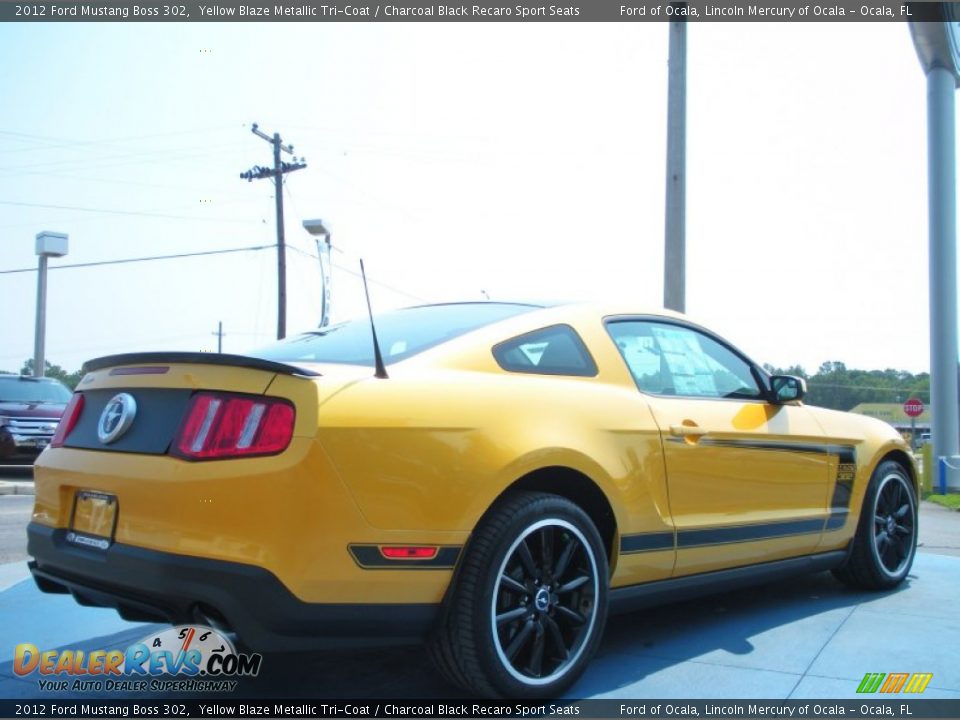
[28, 301, 918, 698]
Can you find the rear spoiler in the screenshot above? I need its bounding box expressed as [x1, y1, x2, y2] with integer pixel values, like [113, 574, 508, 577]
[82, 352, 320, 377]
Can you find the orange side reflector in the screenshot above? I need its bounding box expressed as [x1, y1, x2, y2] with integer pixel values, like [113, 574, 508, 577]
[380, 546, 439, 560]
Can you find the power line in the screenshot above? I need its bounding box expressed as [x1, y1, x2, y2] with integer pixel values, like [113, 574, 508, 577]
[0, 125, 237, 156]
[0, 332, 218, 362]
[0, 126, 225, 144]
[0, 141, 248, 176]
[0, 199, 254, 223]
[0, 244, 275, 275]
[285, 244, 427, 303]
[5, 168, 261, 197]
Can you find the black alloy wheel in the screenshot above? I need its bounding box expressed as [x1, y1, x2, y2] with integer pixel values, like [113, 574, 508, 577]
[870, 470, 916, 578]
[428, 492, 609, 698]
[491, 518, 599, 686]
[832, 459, 917, 591]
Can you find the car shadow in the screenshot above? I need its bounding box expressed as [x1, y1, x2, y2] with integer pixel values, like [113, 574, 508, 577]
[233, 569, 906, 699]
[0, 570, 911, 700]
[0, 464, 34, 479]
[232, 573, 909, 698]
[570, 569, 901, 698]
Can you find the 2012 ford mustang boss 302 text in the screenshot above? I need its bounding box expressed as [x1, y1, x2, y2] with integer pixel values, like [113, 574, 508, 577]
[28, 302, 918, 698]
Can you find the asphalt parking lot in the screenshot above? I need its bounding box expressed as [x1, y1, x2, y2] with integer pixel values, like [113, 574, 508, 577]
[1, 466, 958, 701]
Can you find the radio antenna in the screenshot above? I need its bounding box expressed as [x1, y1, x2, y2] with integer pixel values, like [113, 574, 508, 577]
[360, 260, 388, 379]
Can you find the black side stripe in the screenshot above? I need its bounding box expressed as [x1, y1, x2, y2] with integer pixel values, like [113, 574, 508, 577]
[829, 449, 859, 520]
[830, 471, 856, 511]
[621, 512, 852, 554]
[348, 545, 461, 570]
[662, 437, 859, 531]
[825, 509, 849, 530]
[678, 518, 823, 547]
[620, 531, 674, 554]
[693, 439, 858, 458]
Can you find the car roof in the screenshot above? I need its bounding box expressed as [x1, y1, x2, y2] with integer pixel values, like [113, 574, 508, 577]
[401, 299, 687, 319]
[0, 374, 64, 383]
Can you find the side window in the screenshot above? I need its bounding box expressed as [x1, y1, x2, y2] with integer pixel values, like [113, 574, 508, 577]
[493, 325, 597, 377]
[607, 320, 762, 399]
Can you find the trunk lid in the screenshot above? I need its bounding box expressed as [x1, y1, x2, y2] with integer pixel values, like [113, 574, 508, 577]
[61, 352, 325, 456]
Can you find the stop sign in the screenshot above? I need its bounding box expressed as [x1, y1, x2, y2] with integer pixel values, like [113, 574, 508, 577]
[904, 398, 925, 418]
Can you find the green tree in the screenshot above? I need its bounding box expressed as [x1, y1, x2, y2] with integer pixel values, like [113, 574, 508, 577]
[764, 362, 930, 411]
[19, 359, 85, 390]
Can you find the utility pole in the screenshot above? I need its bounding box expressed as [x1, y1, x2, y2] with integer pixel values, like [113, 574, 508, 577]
[663, 6, 687, 313]
[212, 321, 225, 353]
[911, 15, 960, 491]
[240, 124, 307, 340]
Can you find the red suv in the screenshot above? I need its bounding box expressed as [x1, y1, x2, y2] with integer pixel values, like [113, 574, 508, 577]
[0, 374, 71, 462]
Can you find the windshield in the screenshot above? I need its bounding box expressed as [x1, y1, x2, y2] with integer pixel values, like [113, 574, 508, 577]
[252, 303, 542, 367]
[0, 377, 72, 403]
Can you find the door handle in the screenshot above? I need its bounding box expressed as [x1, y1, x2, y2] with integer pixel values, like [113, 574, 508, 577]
[670, 424, 708, 438]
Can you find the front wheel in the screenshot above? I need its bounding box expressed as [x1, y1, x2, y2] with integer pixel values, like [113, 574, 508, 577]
[832, 460, 917, 590]
[429, 492, 609, 698]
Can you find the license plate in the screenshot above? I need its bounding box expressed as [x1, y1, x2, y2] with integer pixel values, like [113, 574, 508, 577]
[68, 491, 117, 549]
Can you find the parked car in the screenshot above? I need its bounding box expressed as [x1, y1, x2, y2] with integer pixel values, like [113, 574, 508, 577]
[28, 302, 918, 698]
[0, 374, 70, 462]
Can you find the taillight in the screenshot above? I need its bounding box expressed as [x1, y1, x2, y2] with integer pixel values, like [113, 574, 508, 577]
[172, 392, 295, 460]
[50, 393, 85, 448]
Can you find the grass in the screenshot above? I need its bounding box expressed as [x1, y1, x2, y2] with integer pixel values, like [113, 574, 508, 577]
[925, 493, 960, 510]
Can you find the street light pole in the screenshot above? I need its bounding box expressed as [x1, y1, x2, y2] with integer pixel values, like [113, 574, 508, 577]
[34, 254, 47, 377]
[910, 15, 960, 491]
[303, 218, 333, 328]
[664, 8, 687, 313]
[33, 231, 68, 378]
[927, 66, 960, 489]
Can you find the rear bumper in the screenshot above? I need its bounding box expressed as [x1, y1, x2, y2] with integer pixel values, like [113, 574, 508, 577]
[27, 523, 438, 651]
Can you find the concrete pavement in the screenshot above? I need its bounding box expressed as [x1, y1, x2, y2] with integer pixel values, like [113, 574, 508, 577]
[1, 470, 957, 700]
[0, 551, 957, 700]
[916, 501, 960, 556]
[0, 483, 33, 497]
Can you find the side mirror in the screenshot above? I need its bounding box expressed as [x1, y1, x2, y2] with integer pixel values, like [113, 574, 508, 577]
[770, 375, 806, 403]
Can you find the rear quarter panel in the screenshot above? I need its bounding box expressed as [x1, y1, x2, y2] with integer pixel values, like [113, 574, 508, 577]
[313, 365, 675, 585]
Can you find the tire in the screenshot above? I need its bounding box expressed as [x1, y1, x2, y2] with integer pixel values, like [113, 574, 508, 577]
[832, 460, 917, 591]
[429, 492, 609, 698]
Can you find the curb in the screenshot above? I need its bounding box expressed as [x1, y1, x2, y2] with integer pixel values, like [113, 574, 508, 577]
[0, 482, 35, 496]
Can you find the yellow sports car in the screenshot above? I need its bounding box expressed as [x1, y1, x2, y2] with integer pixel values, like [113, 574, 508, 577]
[28, 301, 918, 698]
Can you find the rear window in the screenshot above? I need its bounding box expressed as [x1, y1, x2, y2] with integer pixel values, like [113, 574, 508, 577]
[0, 377, 72, 403]
[493, 325, 597, 377]
[252, 303, 541, 367]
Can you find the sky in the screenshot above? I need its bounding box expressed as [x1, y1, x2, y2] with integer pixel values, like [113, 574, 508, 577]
[0, 20, 936, 376]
